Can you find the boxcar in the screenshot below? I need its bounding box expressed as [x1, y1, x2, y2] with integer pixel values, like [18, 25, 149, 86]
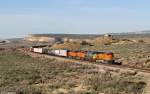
[33, 48, 43, 53]
[53, 50, 68, 57]
[47, 49, 53, 55]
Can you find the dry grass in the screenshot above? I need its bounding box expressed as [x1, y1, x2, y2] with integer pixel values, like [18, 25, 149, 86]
[0, 49, 96, 93]
[83, 71, 146, 94]
[0, 49, 147, 94]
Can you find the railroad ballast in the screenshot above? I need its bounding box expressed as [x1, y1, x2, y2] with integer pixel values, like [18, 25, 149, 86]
[30, 46, 121, 64]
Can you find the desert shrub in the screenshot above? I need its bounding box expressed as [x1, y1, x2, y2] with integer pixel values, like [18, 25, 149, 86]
[0, 50, 99, 93]
[138, 40, 145, 43]
[81, 41, 88, 45]
[67, 89, 98, 94]
[0, 49, 147, 94]
[16, 86, 43, 94]
[83, 71, 146, 94]
[0, 85, 44, 94]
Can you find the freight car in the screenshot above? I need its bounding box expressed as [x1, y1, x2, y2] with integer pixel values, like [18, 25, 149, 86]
[30, 46, 47, 54]
[51, 50, 68, 57]
[30, 47, 120, 65]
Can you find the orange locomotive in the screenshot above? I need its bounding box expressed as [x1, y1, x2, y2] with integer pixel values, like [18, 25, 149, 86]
[68, 51, 77, 58]
[76, 51, 86, 60]
[93, 52, 114, 63]
[67, 51, 115, 64]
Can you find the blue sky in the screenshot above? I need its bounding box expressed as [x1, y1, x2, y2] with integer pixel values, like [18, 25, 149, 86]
[0, 0, 150, 38]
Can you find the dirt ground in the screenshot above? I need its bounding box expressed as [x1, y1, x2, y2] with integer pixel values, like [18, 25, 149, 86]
[0, 34, 150, 94]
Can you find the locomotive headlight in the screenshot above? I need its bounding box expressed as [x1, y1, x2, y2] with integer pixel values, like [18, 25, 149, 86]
[93, 54, 97, 59]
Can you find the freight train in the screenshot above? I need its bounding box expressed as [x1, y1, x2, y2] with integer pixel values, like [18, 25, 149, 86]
[29, 46, 121, 65]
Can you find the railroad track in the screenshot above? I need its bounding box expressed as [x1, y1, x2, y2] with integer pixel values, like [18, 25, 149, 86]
[22, 50, 150, 74]
[104, 63, 150, 73]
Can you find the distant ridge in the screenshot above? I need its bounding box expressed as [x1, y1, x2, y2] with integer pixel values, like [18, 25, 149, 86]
[28, 33, 102, 39]
[140, 30, 150, 33]
[30, 30, 150, 37]
[27, 30, 150, 39]
[110, 30, 150, 35]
